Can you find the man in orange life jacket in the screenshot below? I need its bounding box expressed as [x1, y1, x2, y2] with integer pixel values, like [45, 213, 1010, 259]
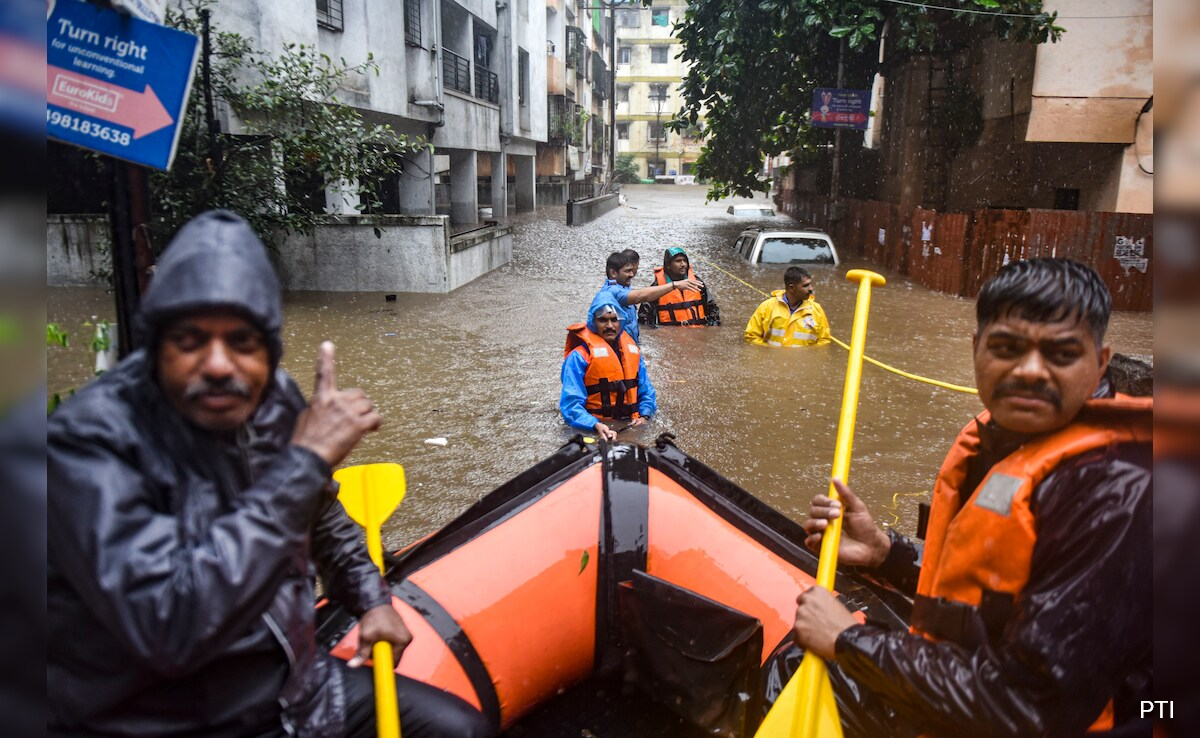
[790, 258, 1151, 736]
[638, 247, 721, 327]
[560, 292, 657, 441]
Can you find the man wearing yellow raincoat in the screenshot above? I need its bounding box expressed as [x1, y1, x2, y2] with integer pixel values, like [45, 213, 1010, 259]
[743, 266, 831, 347]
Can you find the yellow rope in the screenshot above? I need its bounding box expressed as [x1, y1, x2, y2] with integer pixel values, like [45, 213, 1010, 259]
[685, 252, 979, 395]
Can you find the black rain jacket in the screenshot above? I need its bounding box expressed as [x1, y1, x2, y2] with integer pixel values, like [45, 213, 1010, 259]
[832, 380, 1152, 737]
[47, 211, 390, 737]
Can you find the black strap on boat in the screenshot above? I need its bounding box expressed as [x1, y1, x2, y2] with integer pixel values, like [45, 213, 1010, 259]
[394, 580, 502, 732]
[594, 443, 650, 674]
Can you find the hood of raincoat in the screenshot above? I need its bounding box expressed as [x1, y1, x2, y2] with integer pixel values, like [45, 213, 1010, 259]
[662, 246, 689, 278]
[136, 210, 283, 366]
[587, 291, 625, 334]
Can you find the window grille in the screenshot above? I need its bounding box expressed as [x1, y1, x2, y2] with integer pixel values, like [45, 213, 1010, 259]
[316, 0, 343, 31]
[617, 122, 629, 140]
[404, 0, 421, 46]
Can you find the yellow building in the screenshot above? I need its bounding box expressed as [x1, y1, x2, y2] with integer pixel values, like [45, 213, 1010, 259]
[613, 0, 704, 180]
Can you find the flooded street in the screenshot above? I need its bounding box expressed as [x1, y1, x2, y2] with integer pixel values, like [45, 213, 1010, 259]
[48, 186, 1153, 548]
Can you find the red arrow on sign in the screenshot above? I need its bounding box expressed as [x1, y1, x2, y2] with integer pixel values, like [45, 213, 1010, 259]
[47, 65, 174, 140]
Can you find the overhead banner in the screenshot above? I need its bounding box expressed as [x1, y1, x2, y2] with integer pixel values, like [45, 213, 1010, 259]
[811, 87, 870, 131]
[46, 0, 199, 170]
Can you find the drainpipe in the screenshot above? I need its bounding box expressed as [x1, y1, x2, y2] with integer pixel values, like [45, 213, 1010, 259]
[498, 1, 514, 138]
[420, 0, 446, 140]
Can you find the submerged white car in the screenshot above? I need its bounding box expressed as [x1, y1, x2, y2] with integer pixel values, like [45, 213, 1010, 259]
[732, 227, 839, 266]
[726, 203, 776, 217]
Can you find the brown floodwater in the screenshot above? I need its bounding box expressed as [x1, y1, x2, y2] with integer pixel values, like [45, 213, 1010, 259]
[47, 186, 1153, 550]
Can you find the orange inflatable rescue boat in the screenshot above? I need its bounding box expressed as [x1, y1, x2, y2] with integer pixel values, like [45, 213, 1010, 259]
[316, 435, 911, 737]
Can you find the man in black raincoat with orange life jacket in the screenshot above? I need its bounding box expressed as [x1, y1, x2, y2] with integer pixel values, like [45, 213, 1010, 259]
[790, 258, 1151, 737]
[638, 247, 721, 327]
[47, 211, 492, 738]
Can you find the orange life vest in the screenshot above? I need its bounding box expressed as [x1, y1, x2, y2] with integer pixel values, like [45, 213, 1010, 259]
[652, 266, 707, 326]
[914, 394, 1152, 732]
[564, 323, 642, 420]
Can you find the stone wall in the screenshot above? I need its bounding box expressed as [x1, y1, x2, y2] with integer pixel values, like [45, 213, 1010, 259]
[48, 215, 111, 287]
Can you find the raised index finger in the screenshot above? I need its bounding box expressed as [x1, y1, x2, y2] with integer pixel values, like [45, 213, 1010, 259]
[314, 341, 337, 396]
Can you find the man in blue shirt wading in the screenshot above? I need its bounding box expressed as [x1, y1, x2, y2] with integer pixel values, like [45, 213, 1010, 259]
[560, 292, 657, 441]
[598, 250, 703, 343]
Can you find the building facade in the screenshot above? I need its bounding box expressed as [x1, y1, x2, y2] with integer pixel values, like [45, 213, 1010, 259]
[874, 0, 1152, 213]
[612, 0, 701, 180]
[536, 0, 613, 201]
[209, 0, 610, 223]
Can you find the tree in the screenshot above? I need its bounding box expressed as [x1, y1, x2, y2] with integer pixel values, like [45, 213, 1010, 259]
[613, 154, 641, 184]
[666, 0, 1064, 200]
[152, 1, 426, 248]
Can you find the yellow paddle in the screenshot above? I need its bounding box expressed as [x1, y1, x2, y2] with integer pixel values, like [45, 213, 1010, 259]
[334, 463, 407, 738]
[754, 269, 886, 738]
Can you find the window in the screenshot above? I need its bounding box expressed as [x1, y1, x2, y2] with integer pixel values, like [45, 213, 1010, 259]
[1054, 187, 1080, 211]
[651, 8, 669, 26]
[404, 0, 421, 46]
[617, 8, 640, 27]
[647, 121, 667, 142]
[617, 122, 630, 140]
[648, 158, 666, 176]
[618, 46, 631, 65]
[649, 83, 669, 104]
[518, 49, 529, 107]
[650, 46, 668, 64]
[316, 0, 344, 31]
[616, 85, 630, 103]
[758, 238, 835, 265]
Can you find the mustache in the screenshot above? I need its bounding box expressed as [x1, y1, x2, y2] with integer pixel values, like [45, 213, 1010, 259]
[183, 376, 252, 402]
[993, 380, 1061, 409]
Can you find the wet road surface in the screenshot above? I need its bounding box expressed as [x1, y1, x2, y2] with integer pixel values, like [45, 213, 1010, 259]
[48, 185, 1153, 548]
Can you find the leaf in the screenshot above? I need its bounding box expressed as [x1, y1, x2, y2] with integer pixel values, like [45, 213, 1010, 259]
[974, 0, 1001, 7]
[829, 26, 853, 38]
[578, 550, 590, 574]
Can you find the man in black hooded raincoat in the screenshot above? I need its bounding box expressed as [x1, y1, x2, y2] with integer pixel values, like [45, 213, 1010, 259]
[47, 211, 492, 738]
[791, 258, 1152, 737]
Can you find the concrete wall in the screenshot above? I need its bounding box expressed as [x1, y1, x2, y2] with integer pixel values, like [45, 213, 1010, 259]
[49, 215, 512, 293]
[1027, 0, 1152, 144]
[566, 193, 618, 225]
[48, 215, 111, 287]
[275, 215, 510, 292]
[449, 226, 513, 290]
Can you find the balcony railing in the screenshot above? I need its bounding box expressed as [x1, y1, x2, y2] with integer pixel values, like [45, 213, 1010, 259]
[443, 49, 471, 95]
[474, 66, 499, 104]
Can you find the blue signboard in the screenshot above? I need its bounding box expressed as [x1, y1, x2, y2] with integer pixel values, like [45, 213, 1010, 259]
[47, 0, 199, 170]
[811, 88, 870, 131]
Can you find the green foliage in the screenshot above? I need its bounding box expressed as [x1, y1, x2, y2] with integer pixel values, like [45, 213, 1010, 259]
[665, 0, 1064, 201]
[613, 154, 641, 184]
[152, 1, 426, 249]
[46, 323, 69, 349]
[550, 107, 592, 146]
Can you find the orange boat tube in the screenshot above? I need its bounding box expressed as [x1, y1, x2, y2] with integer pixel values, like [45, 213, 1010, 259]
[316, 435, 910, 736]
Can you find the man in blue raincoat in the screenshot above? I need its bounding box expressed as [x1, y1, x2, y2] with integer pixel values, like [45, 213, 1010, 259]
[560, 292, 657, 441]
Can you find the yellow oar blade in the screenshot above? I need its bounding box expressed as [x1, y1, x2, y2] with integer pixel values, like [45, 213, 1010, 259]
[334, 463, 407, 529]
[334, 462, 407, 738]
[754, 652, 843, 738]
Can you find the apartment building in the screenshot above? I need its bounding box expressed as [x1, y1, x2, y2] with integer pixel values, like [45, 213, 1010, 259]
[612, 0, 700, 180]
[537, 0, 612, 201]
[209, 0, 572, 224]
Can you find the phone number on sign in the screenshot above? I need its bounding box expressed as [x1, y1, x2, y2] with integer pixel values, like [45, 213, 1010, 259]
[47, 110, 132, 147]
